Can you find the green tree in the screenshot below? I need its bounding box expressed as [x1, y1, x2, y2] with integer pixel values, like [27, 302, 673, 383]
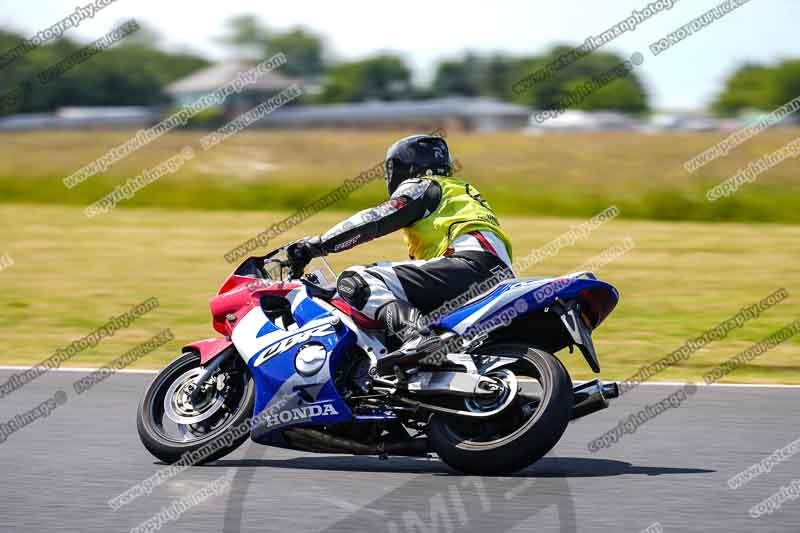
[432, 53, 516, 99]
[267, 27, 325, 78]
[219, 16, 325, 78]
[0, 25, 208, 115]
[508, 46, 648, 113]
[771, 60, 800, 104]
[319, 54, 412, 102]
[712, 64, 776, 115]
[481, 53, 516, 99]
[712, 59, 800, 115]
[432, 53, 483, 97]
[218, 14, 270, 60]
[429, 46, 649, 113]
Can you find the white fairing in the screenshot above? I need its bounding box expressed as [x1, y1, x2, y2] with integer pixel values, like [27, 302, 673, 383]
[231, 305, 336, 366]
[229, 287, 387, 370]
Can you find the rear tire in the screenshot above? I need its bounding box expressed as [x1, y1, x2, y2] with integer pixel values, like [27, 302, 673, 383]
[429, 344, 572, 475]
[137, 350, 255, 464]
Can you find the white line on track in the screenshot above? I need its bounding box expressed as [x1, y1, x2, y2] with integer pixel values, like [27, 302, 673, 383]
[0, 365, 158, 374]
[1, 366, 799, 388]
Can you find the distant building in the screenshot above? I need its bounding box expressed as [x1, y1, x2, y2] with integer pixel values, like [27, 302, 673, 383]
[161, 61, 530, 131]
[258, 97, 531, 132]
[0, 106, 158, 130]
[644, 113, 733, 132]
[165, 60, 305, 117]
[525, 110, 641, 133]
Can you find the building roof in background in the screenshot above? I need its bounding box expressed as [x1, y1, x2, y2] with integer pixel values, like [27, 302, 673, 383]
[0, 107, 159, 130]
[525, 110, 641, 132]
[262, 97, 530, 125]
[166, 60, 299, 94]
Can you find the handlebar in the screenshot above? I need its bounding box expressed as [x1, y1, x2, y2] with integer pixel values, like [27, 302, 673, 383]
[288, 261, 306, 280]
[262, 243, 309, 281]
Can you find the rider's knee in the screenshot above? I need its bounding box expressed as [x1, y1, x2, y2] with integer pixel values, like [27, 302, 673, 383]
[336, 270, 371, 310]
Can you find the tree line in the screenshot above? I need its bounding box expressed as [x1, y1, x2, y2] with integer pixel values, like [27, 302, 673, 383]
[0, 14, 796, 117]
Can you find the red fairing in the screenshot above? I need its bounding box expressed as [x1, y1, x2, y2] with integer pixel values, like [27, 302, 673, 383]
[217, 274, 263, 296]
[184, 337, 233, 365]
[210, 279, 303, 335]
[256, 281, 303, 297]
[330, 297, 382, 329]
[216, 273, 302, 297]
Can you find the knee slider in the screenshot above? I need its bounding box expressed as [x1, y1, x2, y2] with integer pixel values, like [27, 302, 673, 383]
[337, 272, 370, 310]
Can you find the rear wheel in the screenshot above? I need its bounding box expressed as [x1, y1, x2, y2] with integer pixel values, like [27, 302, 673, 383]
[137, 349, 254, 464]
[428, 344, 572, 475]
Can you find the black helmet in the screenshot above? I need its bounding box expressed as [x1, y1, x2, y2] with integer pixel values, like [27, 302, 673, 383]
[384, 134, 452, 194]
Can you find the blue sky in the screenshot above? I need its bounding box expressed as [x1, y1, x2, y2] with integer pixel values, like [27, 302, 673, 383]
[1, 0, 797, 110]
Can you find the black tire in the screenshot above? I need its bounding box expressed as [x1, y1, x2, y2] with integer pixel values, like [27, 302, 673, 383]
[428, 344, 572, 475]
[137, 350, 255, 464]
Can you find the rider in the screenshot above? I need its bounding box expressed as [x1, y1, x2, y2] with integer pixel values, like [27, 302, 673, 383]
[289, 134, 514, 364]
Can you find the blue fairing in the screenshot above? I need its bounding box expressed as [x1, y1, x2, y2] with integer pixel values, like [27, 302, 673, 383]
[436, 275, 619, 335]
[245, 293, 356, 442]
[240, 274, 618, 445]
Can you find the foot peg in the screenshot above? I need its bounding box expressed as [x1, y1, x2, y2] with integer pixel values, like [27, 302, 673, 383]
[375, 334, 445, 374]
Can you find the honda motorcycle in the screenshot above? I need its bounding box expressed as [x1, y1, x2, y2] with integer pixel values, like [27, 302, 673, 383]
[137, 245, 620, 474]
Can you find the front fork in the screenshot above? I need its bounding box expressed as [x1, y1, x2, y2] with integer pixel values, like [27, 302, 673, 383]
[189, 347, 234, 404]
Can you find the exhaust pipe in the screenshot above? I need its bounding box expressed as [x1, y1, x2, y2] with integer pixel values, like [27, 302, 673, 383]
[571, 379, 619, 420]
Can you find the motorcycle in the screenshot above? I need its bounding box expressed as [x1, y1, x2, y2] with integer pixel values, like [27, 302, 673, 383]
[137, 245, 620, 475]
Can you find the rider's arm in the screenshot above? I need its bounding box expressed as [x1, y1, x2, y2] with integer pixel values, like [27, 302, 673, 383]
[317, 178, 441, 255]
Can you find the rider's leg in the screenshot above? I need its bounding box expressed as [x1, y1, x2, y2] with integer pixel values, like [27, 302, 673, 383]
[336, 262, 421, 319]
[336, 262, 424, 350]
[375, 300, 421, 340]
[337, 251, 512, 353]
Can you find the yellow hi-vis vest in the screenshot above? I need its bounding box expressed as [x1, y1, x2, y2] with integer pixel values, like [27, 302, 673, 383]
[403, 176, 513, 261]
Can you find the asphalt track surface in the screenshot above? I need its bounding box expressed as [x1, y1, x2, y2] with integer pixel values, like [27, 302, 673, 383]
[1, 368, 799, 533]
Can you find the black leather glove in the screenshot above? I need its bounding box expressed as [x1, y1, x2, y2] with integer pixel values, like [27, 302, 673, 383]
[287, 236, 325, 267]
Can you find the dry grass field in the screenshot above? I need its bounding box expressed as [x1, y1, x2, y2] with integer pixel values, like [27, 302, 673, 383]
[0, 203, 797, 384]
[0, 129, 798, 221]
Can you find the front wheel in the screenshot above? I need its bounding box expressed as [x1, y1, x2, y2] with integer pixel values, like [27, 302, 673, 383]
[137, 349, 254, 464]
[428, 345, 572, 475]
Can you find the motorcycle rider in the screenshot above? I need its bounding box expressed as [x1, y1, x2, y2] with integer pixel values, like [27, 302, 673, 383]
[289, 134, 514, 367]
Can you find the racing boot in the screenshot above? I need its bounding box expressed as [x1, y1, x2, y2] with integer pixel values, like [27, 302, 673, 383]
[375, 300, 441, 374]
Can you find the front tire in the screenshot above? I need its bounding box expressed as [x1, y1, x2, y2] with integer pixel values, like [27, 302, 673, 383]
[137, 349, 255, 464]
[429, 345, 572, 475]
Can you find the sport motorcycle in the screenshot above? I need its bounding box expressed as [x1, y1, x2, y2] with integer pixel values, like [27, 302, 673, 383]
[137, 244, 620, 474]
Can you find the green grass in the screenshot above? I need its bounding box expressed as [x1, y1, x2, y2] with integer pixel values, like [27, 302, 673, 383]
[1, 204, 798, 384]
[0, 129, 799, 222]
